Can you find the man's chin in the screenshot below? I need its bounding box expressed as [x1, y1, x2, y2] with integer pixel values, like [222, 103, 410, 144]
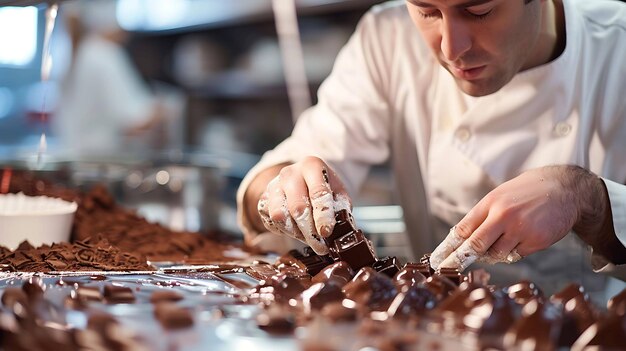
[455, 77, 502, 97]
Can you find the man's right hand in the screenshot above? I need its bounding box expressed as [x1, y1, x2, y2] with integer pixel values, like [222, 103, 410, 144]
[248, 156, 352, 255]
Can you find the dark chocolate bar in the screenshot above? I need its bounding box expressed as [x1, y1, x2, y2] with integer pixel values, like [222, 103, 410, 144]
[324, 210, 378, 272]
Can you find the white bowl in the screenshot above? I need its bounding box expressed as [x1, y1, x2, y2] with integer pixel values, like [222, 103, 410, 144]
[0, 193, 78, 250]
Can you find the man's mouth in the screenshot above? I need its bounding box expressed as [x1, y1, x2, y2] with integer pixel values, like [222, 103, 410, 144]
[449, 65, 487, 80]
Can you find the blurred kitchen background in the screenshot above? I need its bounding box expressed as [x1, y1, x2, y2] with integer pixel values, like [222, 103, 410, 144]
[0, 0, 409, 259]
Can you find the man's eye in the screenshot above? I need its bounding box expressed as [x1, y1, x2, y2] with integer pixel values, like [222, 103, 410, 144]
[419, 10, 440, 19]
[466, 6, 493, 18]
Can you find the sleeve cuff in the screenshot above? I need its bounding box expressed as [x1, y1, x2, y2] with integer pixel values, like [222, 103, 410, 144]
[591, 178, 626, 281]
[591, 250, 626, 281]
[601, 178, 626, 248]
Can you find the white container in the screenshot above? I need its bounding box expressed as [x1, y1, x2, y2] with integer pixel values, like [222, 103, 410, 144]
[0, 193, 77, 250]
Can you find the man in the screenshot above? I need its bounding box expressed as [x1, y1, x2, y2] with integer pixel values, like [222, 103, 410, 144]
[237, 0, 626, 299]
[52, 0, 164, 157]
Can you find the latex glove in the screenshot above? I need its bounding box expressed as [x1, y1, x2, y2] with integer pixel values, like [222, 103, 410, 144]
[257, 156, 352, 255]
[430, 166, 580, 271]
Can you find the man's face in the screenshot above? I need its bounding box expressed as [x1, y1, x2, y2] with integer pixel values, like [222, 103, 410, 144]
[406, 0, 543, 96]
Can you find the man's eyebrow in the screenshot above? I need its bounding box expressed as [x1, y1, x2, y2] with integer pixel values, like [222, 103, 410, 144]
[406, 0, 494, 8]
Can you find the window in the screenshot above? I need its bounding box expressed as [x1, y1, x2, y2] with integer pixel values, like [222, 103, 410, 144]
[0, 6, 38, 67]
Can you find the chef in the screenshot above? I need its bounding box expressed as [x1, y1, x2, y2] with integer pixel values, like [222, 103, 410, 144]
[52, 0, 163, 157]
[237, 0, 626, 301]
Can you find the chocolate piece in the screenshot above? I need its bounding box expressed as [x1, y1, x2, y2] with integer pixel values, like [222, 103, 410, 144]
[504, 280, 544, 305]
[1, 287, 29, 309]
[550, 284, 597, 347]
[323, 210, 377, 272]
[437, 268, 463, 285]
[433, 283, 515, 349]
[342, 267, 397, 311]
[256, 304, 296, 335]
[324, 210, 358, 248]
[311, 261, 354, 287]
[103, 285, 135, 304]
[250, 274, 309, 304]
[301, 282, 345, 313]
[331, 230, 377, 272]
[372, 256, 400, 278]
[423, 275, 457, 301]
[419, 254, 436, 276]
[607, 288, 626, 316]
[154, 303, 194, 330]
[74, 286, 102, 302]
[87, 312, 119, 334]
[467, 269, 491, 286]
[22, 278, 45, 301]
[287, 249, 334, 276]
[393, 264, 428, 291]
[150, 290, 184, 304]
[320, 299, 358, 323]
[387, 285, 436, 319]
[504, 299, 562, 351]
[571, 314, 626, 350]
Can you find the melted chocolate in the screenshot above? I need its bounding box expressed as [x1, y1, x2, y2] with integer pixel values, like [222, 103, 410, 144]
[301, 281, 345, 313]
[551, 284, 597, 347]
[386, 285, 436, 319]
[607, 288, 626, 316]
[505, 280, 544, 305]
[342, 267, 397, 312]
[393, 264, 428, 291]
[256, 304, 296, 335]
[504, 300, 562, 350]
[311, 261, 354, 287]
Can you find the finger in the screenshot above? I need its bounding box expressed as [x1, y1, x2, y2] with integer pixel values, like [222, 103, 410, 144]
[281, 167, 328, 255]
[259, 191, 305, 242]
[333, 192, 352, 213]
[430, 205, 489, 269]
[476, 233, 520, 264]
[439, 215, 504, 271]
[301, 163, 335, 238]
[265, 176, 302, 241]
[430, 227, 464, 270]
[266, 176, 287, 223]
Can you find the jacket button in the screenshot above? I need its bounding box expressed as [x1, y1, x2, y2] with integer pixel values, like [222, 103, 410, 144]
[455, 128, 471, 142]
[554, 122, 571, 137]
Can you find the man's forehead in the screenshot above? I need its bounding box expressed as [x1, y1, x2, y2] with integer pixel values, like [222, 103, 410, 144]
[407, 0, 495, 8]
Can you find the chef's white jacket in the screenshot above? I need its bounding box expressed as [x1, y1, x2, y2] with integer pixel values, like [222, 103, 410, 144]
[237, 0, 626, 297]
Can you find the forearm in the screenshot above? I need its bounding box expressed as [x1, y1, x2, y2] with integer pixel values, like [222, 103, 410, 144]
[561, 165, 626, 264]
[242, 163, 290, 234]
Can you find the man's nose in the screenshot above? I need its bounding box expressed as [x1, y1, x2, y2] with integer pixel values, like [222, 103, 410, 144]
[440, 18, 471, 62]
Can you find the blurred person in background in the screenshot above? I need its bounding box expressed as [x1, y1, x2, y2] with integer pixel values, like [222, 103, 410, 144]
[51, 0, 164, 158]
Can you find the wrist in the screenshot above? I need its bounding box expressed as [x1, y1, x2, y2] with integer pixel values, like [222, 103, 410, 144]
[558, 165, 626, 264]
[557, 165, 608, 235]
